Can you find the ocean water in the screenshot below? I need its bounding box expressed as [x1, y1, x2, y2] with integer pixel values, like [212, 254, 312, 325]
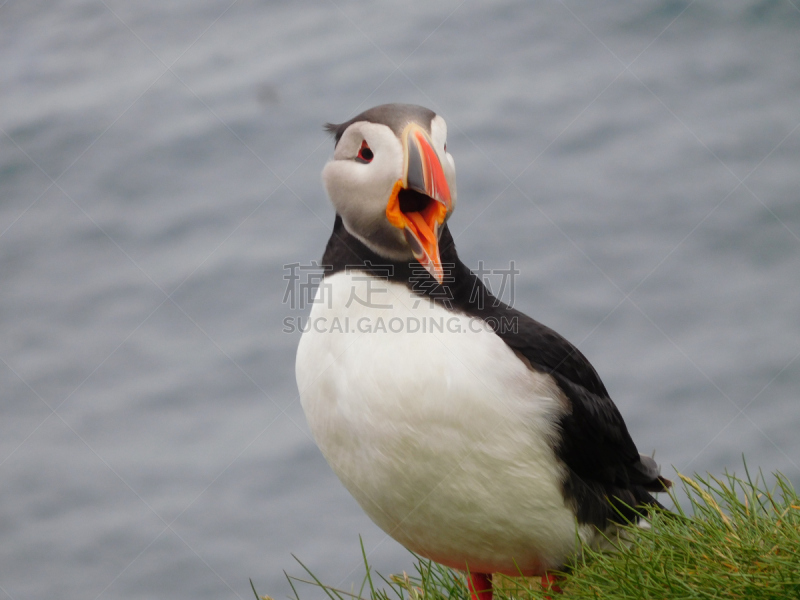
[1, 1, 799, 598]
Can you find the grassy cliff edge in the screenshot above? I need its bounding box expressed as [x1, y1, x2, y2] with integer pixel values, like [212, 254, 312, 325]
[263, 468, 800, 600]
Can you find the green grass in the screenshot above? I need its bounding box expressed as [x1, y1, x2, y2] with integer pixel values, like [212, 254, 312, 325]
[258, 467, 800, 600]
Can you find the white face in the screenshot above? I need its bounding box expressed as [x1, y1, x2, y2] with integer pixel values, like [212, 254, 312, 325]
[322, 116, 457, 261]
[430, 115, 456, 190]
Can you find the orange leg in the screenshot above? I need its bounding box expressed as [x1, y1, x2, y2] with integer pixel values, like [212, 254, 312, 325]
[541, 572, 564, 598]
[467, 572, 493, 600]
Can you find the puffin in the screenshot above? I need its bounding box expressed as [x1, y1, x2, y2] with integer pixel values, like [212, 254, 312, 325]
[295, 103, 670, 599]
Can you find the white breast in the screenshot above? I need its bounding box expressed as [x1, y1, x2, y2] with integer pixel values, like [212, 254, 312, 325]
[295, 271, 593, 575]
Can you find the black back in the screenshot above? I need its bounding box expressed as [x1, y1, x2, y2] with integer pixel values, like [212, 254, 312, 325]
[321, 216, 670, 529]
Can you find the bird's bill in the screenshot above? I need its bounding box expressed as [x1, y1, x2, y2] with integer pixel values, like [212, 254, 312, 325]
[386, 123, 452, 283]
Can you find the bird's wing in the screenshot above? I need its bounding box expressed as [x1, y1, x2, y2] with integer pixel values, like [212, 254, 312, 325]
[496, 305, 654, 484]
[453, 263, 669, 525]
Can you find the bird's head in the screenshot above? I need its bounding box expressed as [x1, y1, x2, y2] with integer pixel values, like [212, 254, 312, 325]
[322, 103, 457, 283]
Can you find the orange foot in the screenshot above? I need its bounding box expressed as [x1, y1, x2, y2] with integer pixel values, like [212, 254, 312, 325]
[467, 572, 493, 600]
[541, 572, 564, 598]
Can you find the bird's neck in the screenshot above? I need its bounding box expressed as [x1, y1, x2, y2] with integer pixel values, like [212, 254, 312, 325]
[321, 215, 498, 313]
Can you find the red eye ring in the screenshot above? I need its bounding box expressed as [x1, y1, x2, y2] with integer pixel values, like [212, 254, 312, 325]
[356, 140, 374, 163]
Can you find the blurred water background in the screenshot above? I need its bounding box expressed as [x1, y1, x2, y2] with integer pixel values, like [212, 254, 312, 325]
[2, 0, 800, 598]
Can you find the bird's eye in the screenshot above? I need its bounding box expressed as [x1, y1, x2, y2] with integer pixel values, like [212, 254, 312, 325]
[444, 142, 447, 153]
[356, 140, 374, 163]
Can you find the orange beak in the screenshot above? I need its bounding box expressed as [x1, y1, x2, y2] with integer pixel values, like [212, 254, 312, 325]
[385, 123, 452, 283]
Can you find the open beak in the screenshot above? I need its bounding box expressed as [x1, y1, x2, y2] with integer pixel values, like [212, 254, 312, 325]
[385, 123, 452, 283]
